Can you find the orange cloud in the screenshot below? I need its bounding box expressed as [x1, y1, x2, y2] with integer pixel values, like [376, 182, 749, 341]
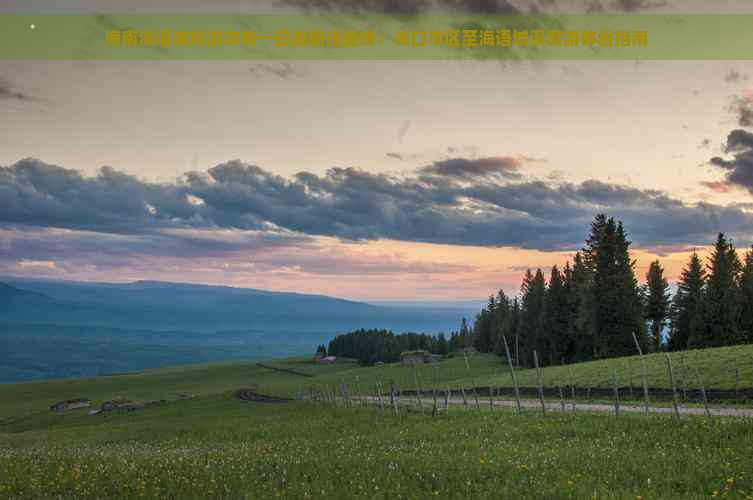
[700, 180, 733, 193]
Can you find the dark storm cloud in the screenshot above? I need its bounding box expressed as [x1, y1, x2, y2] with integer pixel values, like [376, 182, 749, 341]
[0, 158, 204, 233]
[418, 157, 523, 180]
[4, 157, 753, 251]
[709, 129, 753, 193]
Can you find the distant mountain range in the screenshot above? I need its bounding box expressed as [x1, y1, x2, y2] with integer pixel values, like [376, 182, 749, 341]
[0, 277, 474, 333]
[0, 277, 478, 383]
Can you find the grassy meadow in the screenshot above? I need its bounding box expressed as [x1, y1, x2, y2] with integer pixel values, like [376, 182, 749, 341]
[2, 345, 753, 499]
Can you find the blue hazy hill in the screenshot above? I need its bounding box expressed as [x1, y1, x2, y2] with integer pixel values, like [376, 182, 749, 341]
[0, 278, 476, 383]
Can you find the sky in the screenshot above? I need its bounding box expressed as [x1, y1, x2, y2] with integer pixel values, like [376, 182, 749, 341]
[2, 0, 753, 301]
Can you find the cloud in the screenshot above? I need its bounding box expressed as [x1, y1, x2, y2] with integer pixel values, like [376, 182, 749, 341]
[730, 94, 753, 127]
[725, 69, 749, 83]
[5, 157, 753, 252]
[508, 265, 533, 272]
[709, 129, 753, 193]
[386, 152, 419, 161]
[700, 181, 733, 193]
[0, 225, 473, 279]
[612, 0, 666, 11]
[277, 0, 431, 14]
[435, 0, 521, 14]
[0, 78, 33, 101]
[418, 156, 524, 180]
[249, 62, 304, 80]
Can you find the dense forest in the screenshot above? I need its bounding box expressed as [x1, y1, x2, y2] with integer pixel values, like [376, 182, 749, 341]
[326, 329, 449, 364]
[325, 214, 753, 367]
[472, 214, 753, 367]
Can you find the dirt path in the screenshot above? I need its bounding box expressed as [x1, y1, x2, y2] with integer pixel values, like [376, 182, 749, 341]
[359, 396, 753, 417]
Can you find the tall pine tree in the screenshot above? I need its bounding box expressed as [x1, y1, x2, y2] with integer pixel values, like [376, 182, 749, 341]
[569, 251, 596, 361]
[592, 217, 647, 358]
[740, 246, 753, 343]
[544, 265, 570, 364]
[518, 269, 547, 367]
[644, 260, 670, 352]
[669, 252, 706, 351]
[691, 233, 742, 348]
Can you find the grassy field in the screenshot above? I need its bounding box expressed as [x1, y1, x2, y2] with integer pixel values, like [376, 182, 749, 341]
[2, 346, 753, 498]
[257, 345, 753, 401]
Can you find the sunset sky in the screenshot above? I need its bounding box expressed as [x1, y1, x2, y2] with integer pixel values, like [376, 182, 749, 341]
[2, 0, 753, 301]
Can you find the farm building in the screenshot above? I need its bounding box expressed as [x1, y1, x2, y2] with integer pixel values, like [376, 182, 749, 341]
[318, 356, 337, 364]
[400, 350, 435, 366]
[49, 398, 92, 412]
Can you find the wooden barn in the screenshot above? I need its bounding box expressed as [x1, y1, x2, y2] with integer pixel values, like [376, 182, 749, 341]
[400, 350, 435, 366]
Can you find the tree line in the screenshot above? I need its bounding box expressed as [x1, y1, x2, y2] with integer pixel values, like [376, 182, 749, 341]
[326, 329, 450, 365]
[324, 214, 753, 367]
[471, 214, 753, 367]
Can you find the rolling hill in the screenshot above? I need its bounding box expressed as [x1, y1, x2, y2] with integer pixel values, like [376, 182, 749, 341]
[0, 278, 477, 383]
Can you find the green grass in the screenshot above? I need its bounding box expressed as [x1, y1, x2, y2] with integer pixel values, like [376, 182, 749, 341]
[2, 346, 753, 498]
[2, 395, 753, 499]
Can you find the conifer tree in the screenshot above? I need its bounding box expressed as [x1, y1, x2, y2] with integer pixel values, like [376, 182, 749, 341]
[691, 233, 742, 347]
[740, 246, 753, 343]
[592, 218, 646, 358]
[669, 252, 706, 351]
[495, 297, 520, 356]
[518, 268, 547, 366]
[644, 260, 671, 352]
[436, 333, 449, 355]
[544, 265, 570, 364]
[569, 251, 596, 361]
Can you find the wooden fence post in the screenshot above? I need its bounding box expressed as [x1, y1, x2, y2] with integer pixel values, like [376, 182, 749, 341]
[533, 350, 546, 415]
[445, 387, 450, 413]
[390, 382, 399, 416]
[694, 368, 712, 420]
[680, 355, 688, 401]
[502, 334, 522, 415]
[664, 353, 681, 419]
[558, 386, 566, 413]
[376, 381, 384, 412]
[461, 386, 468, 411]
[632, 332, 650, 416]
[735, 368, 741, 400]
[628, 359, 634, 399]
[472, 385, 481, 411]
[569, 367, 576, 412]
[413, 363, 424, 415]
[611, 369, 620, 418]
